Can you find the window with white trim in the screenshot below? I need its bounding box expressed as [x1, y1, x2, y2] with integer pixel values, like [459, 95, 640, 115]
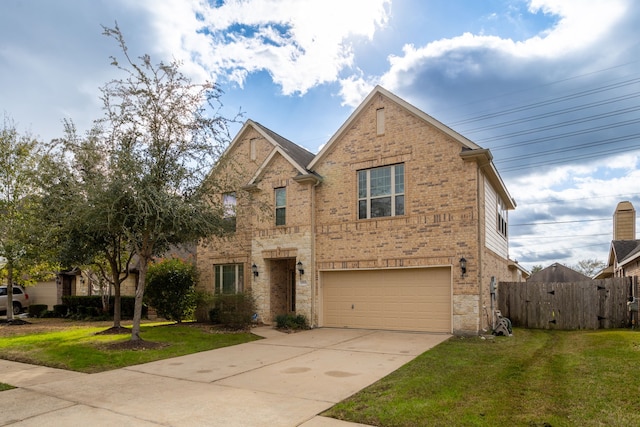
[214, 264, 244, 294]
[275, 187, 286, 226]
[223, 192, 236, 232]
[358, 164, 405, 219]
[497, 198, 508, 238]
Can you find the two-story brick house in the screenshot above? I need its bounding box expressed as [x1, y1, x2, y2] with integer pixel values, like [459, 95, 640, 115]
[198, 86, 516, 335]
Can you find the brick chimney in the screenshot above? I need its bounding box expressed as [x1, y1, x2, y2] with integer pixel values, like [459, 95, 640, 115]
[613, 201, 636, 240]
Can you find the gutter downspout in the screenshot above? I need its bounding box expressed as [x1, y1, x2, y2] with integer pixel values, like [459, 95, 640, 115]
[477, 165, 484, 333]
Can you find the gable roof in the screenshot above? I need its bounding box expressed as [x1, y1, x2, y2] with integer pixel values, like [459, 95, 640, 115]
[611, 239, 640, 265]
[528, 262, 591, 282]
[309, 85, 482, 170]
[219, 119, 317, 188]
[251, 121, 315, 168]
[307, 85, 515, 209]
[223, 119, 314, 172]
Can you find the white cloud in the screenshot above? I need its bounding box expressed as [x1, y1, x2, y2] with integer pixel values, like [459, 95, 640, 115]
[136, 0, 391, 94]
[507, 155, 640, 269]
[376, 0, 629, 95]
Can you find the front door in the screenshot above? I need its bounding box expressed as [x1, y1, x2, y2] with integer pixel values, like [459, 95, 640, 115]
[269, 258, 297, 321]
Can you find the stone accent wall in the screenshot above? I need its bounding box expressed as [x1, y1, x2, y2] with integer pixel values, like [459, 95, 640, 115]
[198, 130, 315, 324]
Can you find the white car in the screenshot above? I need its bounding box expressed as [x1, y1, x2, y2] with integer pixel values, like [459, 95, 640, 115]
[0, 285, 30, 315]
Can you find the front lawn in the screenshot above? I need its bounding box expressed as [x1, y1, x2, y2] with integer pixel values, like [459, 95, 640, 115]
[324, 328, 640, 426]
[0, 319, 260, 373]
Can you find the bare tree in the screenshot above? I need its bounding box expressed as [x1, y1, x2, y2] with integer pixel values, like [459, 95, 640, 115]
[572, 259, 606, 278]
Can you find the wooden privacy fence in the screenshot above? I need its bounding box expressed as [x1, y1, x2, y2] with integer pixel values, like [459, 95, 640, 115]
[498, 277, 638, 330]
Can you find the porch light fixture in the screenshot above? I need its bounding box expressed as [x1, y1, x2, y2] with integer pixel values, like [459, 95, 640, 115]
[459, 257, 467, 277]
[297, 261, 304, 276]
[252, 264, 259, 277]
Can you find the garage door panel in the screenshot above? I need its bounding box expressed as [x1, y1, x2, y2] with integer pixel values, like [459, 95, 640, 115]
[322, 268, 451, 333]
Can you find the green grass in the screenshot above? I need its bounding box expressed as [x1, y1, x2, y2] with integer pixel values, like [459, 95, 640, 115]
[0, 322, 260, 373]
[324, 328, 640, 427]
[0, 383, 14, 391]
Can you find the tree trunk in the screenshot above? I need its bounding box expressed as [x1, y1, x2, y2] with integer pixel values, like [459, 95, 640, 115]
[113, 282, 122, 328]
[6, 262, 14, 321]
[109, 260, 122, 328]
[131, 244, 151, 341]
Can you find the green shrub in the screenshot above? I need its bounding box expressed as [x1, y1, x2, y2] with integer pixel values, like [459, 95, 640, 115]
[62, 296, 103, 313]
[212, 291, 257, 330]
[41, 310, 57, 318]
[276, 313, 309, 330]
[145, 258, 198, 323]
[194, 291, 215, 323]
[28, 304, 48, 318]
[61, 295, 145, 319]
[53, 304, 68, 317]
[209, 307, 221, 324]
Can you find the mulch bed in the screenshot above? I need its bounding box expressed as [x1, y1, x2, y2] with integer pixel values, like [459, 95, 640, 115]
[0, 318, 31, 326]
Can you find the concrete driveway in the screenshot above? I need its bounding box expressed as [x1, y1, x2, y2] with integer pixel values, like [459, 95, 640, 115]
[0, 327, 450, 426]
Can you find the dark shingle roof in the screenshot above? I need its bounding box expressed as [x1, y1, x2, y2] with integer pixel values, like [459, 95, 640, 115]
[253, 121, 315, 169]
[528, 262, 591, 282]
[612, 240, 640, 263]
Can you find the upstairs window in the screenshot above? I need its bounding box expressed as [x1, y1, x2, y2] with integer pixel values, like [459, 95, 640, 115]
[223, 192, 237, 232]
[214, 264, 244, 294]
[497, 198, 508, 238]
[358, 164, 404, 219]
[275, 187, 286, 226]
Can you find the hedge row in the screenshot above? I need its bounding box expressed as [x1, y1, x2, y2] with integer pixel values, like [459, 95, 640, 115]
[61, 296, 147, 319]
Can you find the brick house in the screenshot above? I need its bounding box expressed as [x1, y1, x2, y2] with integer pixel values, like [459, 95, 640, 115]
[198, 86, 517, 335]
[596, 201, 640, 279]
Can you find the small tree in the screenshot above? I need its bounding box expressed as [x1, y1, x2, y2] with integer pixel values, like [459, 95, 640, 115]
[145, 258, 197, 323]
[530, 265, 543, 274]
[0, 116, 52, 321]
[40, 122, 135, 330]
[572, 259, 606, 277]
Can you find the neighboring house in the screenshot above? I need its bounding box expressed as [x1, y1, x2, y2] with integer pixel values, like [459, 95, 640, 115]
[528, 262, 590, 282]
[595, 201, 640, 279]
[508, 260, 530, 282]
[27, 245, 196, 310]
[27, 269, 139, 310]
[198, 86, 517, 335]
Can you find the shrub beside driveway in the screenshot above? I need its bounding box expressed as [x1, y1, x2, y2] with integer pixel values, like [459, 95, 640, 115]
[324, 328, 640, 426]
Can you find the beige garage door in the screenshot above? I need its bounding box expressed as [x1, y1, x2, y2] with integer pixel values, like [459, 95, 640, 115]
[322, 268, 451, 333]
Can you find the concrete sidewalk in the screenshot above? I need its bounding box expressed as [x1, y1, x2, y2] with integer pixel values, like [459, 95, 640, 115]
[0, 327, 450, 426]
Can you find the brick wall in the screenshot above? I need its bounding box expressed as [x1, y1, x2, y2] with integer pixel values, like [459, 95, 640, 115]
[312, 93, 488, 333]
[197, 91, 513, 334]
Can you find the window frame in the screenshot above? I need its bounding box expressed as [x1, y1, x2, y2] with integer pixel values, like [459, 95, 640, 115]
[213, 264, 244, 294]
[497, 198, 508, 239]
[357, 164, 405, 220]
[222, 192, 237, 232]
[275, 187, 286, 226]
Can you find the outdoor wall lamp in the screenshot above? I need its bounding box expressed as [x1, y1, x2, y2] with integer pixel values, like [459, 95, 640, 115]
[297, 261, 304, 276]
[252, 264, 259, 277]
[459, 257, 467, 277]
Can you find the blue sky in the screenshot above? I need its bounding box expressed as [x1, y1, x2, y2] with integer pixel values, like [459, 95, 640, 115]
[1, 0, 639, 271]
